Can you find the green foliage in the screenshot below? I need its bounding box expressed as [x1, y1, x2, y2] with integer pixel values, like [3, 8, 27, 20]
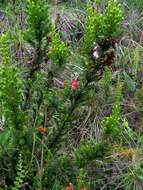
[23, 0, 53, 111]
[0, 33, 24, 129]
[24, 0, 51, 45]
[123, 72, 136, 92]
[122, 118, 135, 141]
[76, 168, 88, 189]
[44, 152, 76, 189]
[82, 0, 123, 53]
[101, 85, 122, 141]
[131, 47, 141, 78]
[83, 3, 104, 53]
[104, 0, 123, 38]
[48, 28, 70, 66]
[74, 141, 111, 167]
[32, 171, 41, 190]
[12, 153, 25, 190]
[99, 67, 112, 99]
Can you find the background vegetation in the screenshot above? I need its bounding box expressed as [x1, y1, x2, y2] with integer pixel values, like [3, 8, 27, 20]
[0, 0, 143, 189]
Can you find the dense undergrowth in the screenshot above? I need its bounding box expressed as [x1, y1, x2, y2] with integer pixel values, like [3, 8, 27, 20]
[0, 0, 143, 189]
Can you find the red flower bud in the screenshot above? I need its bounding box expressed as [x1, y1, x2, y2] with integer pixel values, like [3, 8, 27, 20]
[65, 183, 74, 190]
[38, 126, 46, 134]
[70, 79, 78, 90]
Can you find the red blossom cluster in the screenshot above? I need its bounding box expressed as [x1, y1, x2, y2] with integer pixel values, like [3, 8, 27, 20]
[70, 79, 78, 90]
[38, 125, 46, 134]
[65, 183, 87, 190]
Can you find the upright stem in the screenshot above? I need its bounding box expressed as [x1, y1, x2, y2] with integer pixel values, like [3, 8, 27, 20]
[23, 40, 42, 110]
[40, 138, 44, 190]
[48, 104, 75, 150]
[48, 82, 89, 151]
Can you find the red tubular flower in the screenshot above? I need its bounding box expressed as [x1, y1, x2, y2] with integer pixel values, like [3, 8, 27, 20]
[65, 183, 74, 190]
[38, 126, 46, 134]
[70, 79, 78, 90]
